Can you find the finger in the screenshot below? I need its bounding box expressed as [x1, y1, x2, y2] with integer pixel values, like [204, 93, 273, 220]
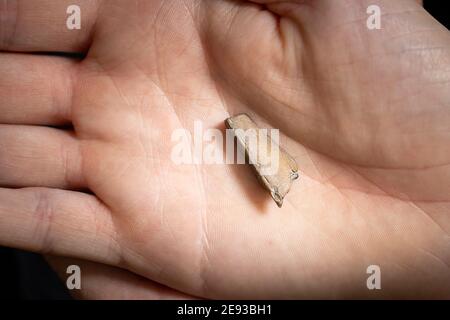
[0, 187, 120, 266]
[0, 53, 76, 125]
[46, 256, 195, 300]
[0, 125, 85, 189]
[0, 0, 101, 53]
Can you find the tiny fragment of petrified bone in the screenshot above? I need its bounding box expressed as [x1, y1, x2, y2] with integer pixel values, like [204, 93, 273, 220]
[225, 113, 299, 208]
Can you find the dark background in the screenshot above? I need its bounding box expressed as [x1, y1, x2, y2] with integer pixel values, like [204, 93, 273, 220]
[0, 0, 448, 300]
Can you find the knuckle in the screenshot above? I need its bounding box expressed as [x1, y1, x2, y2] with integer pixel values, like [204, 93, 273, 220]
[32, 189, 55, 254]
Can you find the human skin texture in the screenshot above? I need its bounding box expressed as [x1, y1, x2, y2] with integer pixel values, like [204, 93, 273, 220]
[0, 0, 449, 299]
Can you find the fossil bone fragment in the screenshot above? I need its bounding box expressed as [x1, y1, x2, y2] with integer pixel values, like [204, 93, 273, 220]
[225, 113, 299, 207]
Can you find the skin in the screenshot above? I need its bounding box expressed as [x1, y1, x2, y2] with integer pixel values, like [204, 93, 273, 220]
[0, 0, 449, 299]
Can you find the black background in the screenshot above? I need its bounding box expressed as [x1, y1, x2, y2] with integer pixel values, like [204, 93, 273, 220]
[0, 0, 448, 300]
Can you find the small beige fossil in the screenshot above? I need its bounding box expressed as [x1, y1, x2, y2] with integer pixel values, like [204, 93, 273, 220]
[225, 113, 299, 208]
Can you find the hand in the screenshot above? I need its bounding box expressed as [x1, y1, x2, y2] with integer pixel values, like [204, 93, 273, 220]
[1, 0, 449, 299]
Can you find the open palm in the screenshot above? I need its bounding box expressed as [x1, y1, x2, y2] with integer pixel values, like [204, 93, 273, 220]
[0, 0, 449, 299]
